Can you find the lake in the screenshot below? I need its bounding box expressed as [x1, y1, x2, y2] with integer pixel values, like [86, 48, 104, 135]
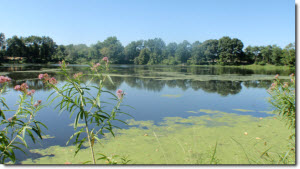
[0, 64, 293, 164]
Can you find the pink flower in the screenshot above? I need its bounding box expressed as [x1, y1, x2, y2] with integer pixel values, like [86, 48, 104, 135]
[14, 83, 29, 92]
[38, 73, 57, 85]
[73, 72, 83, 79]
[271, 82, 277, 87]
[38, 74, 44, 79]
[290, 73, 294, 78]
[14, 85, 21, 91]
[48, 77, 58, 85]
[283, 82, 289, 88]
[91, 63, 101, 71]
[0, 76, 11, 83]
[34, 103, 39, 107]
[38, 100, 42, 104]
[20, 83, 29, 91]
[291, 78, 295, 83]
[27, 90, 35, 96]
[117, 89, 123, 94]
[274, 74, 279, 79]
[116, 89, 125, 99]
[8, 117, 13, 122]
[102, 57, 109, 62]
[43, 73, 50, 81]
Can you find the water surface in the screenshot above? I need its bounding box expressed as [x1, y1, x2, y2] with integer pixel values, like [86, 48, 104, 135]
[0, 64, 292, 163]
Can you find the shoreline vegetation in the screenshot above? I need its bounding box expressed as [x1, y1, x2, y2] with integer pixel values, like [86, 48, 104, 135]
[0, 33, 295, 68]
[0, 63, 293, 71]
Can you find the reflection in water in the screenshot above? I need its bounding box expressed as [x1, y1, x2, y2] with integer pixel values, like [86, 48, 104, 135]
[3, 71, 273, 96]
[0, 64, 282, 96]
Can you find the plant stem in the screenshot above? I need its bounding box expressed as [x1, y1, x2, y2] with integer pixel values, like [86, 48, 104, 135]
[85, 118, 96, 164]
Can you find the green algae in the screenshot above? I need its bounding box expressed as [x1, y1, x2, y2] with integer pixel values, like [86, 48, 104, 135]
[161, 94, 182, 98]
[68, 123, 86, 128]
[233, 109, 255, 112]
[259, 111, 274, 114]
[41, 135, 55, 139]
[21, 110, 294, 164]
[186, 111, 198, 114]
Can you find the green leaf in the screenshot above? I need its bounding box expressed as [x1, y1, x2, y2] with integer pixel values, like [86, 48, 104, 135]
[26, 129, 35, 143]
[0, 109, 6, 120]
[106, 75, 114, 85]
[16, 135, 27, 148]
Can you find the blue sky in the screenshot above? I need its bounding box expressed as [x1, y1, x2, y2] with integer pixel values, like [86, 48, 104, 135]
[0, 0, 295, 47]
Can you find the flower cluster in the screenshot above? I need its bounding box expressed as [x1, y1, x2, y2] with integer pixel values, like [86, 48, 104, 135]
[14, 83, 36, 96]
[0, 76, 11, 84]
[116, 89, 125, 99]
[91, 63, 101, 71]
[268, 73, 295, 92]
[33, 100, 42, 107]
[14, 83, 29, 92]
[102, 57, 109, 63]
[38, 73, 58, 85]
[73, 72, 83, 79]
[27, 89, 35, 96]
[59, 61, 69, 68]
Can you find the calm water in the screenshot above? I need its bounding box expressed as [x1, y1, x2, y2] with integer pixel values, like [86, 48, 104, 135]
[0, 64, 293, 163]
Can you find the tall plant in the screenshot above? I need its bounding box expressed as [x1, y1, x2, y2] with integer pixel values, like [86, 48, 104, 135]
[268, 74, 295, 131]
[267, 73, 295, 164]
[0, 76, 47, 164]
[40, 58, 128, 164]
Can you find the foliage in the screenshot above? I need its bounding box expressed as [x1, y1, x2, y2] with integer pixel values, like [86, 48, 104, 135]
[0, 77, 47, 164]
[267, 73, 295, 163]
[0, 32, 295, 66]
[268, 74, 295, 131]
[41, 59, 129, 164]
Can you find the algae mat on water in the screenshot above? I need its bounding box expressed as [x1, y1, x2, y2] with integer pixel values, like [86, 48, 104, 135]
[21, 110, 294, 164]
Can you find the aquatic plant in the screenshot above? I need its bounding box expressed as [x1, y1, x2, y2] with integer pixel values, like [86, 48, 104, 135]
[267, 73, 295, 164]
[41, 60, 129, 164]
[268, 74, 295, 132]
[0, 76, 47, 164]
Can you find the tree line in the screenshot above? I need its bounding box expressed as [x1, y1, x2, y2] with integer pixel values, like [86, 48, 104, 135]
[0, 33, 295, 66]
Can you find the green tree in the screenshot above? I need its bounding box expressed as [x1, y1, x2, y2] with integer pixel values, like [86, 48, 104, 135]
[124, 40, 144, 63]
[6, 36, 26, 60]
[100, 37, 124, 63]
[135, 48, 150, 65]
[40, 36, 57, 63]
[175, 40, 191, 64]
[0, 33, 5, 61]
[260, 45, 272, 64]
[282, 43, 295, 66]
[201, 39, 219, 63]
[144, 38, 166, 64]
[271, 45, 282, 65]
[190, 41, 203, 64]
[218, 36, 243, 65]
[24, 36, 42, 62]
[244, 46, 262, 64]
[54, 45, 68, 61]
[0, 33, 5, 50]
